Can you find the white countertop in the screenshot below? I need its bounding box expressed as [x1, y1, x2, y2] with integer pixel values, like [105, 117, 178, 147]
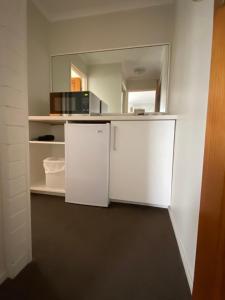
[29, 114, 177, 124]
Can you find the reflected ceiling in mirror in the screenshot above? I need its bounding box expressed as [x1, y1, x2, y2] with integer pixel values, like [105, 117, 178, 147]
[51, 45, 169, 114]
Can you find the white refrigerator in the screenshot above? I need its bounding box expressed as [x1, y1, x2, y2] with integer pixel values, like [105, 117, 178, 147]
[65, 123, 110, 207]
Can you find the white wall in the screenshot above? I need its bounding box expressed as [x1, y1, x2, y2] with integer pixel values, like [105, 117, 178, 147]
[28, 0, 50, 115]
[88, 63, 122, 113]
[168, 0, 214, 291]
[28, 2, 174, 114]
[0, 0, 31, 282]
[48, 5, 174, 114]
[52, 54, 88, 92]
[49, 5, 174, 55]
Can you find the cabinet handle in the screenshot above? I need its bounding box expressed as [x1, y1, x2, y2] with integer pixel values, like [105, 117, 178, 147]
[113, 126, 117, 151]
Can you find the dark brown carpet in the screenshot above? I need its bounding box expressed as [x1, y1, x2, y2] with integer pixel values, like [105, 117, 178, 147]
[0, 194, 191, 300]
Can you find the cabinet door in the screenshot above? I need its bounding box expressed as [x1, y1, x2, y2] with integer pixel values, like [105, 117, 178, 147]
[109, 121, 175, 207]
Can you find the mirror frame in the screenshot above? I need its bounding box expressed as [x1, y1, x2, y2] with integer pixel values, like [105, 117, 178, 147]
[50, 43, 171, 113]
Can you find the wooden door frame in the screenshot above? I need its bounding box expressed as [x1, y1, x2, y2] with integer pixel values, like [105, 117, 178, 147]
[192, 1, 225, 299]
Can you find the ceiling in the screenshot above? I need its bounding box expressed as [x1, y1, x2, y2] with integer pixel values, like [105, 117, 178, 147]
[78, 45, 166, 81]
[32, 0, 174, 22]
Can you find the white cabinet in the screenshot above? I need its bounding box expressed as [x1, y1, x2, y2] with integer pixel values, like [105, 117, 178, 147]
[109, 121, 175, 207]
[65, 123, 110, 207]
[29, 117, 176, 206]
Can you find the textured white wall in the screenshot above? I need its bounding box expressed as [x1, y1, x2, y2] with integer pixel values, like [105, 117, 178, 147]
[49, 5, 174, 55]
[28, 0, 50, 115]
[168, 0, 214, 291]
[0, 0, 31, 281]
[88, 63, 122, 113]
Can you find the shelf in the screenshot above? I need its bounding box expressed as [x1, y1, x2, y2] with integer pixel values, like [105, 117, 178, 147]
[30, 183, 65, 197]
[29, 141, 65, 145]
[29, 114, 178, 124]
[29, 116, 66, 124]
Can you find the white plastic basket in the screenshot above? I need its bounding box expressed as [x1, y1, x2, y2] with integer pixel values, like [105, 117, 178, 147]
[43, 157, 65, 189]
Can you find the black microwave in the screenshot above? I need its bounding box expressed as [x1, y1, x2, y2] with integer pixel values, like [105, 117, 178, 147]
[50, 91, 105, 115]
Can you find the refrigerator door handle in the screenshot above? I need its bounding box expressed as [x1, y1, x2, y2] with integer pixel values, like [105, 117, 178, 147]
[113, 126, 117, 151]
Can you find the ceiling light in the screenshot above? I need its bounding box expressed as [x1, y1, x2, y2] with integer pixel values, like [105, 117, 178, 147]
[134, 67, 146, 75]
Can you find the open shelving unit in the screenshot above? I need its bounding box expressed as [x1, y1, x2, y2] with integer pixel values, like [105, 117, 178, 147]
[29, 141, 65, 145]
[29, 121, 65, 197]
[30, 182, 65, 196]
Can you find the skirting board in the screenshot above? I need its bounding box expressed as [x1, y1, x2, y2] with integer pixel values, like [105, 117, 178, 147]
[9, 255, 31, 279]
[0, 256, 32, 285]
[0, 271, 7, 285]
[168, 208, 193, 292]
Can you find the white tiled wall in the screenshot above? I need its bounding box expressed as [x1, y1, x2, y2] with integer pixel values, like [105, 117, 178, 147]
[0, 0, 31, 281]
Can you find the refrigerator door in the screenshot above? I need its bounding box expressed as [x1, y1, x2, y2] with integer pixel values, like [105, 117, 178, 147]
[65, 123, 110, 207]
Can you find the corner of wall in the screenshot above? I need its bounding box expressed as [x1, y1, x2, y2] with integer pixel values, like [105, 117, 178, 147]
[169, 208, 193, 291]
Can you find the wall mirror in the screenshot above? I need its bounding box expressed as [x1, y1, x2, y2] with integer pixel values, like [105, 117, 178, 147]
[51, 45, 170, 114]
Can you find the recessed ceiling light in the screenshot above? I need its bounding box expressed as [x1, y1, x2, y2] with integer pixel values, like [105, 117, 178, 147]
[134, 67, 146, 75]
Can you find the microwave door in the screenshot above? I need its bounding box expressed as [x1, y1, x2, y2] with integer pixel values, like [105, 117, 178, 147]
[62, 95, 67, 114]
[70, 96, 77, 115]
[62, 93, 70, 115]
[51, 96, 62, 115]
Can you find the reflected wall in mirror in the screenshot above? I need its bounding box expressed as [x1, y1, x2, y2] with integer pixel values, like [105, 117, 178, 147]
[51, 45, 169, 114]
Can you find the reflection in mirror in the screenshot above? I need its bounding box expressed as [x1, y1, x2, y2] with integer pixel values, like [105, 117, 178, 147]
[51, 45, 169, 114]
